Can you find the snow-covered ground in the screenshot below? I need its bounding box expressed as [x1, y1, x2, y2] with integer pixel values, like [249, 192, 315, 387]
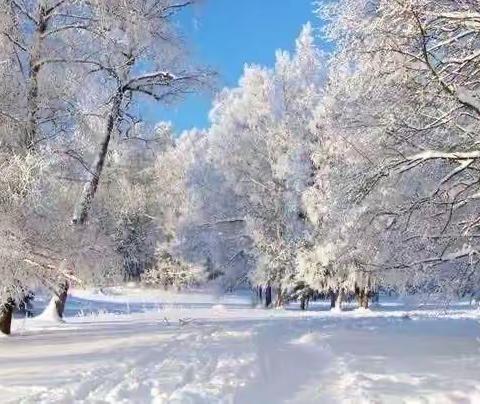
[1, 288, 479, 404]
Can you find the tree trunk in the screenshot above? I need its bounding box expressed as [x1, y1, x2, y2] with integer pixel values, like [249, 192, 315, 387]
[300, 297, 306, 310]
[54, 281, 69, 318]
[361, 291, 369, 309]
[265, 285, 272, 308]
[331, 289, 343, 310]
[275, 287, 284, 307]
[362, 294, 369, 309]
[24, 2, 48, 149]
[0, 300, 14, 335]
[72, 90, 123, 225]
[254, 286, 263, 306]
[330, 291, 336, 309]
[356, 289, 369, 309]
[18, 292, 34, 317]
[336, 289, 343, 309]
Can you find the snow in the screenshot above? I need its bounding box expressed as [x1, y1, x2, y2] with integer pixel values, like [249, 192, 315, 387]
[1, 288, 479, 403]
[34, 297, 63, 323]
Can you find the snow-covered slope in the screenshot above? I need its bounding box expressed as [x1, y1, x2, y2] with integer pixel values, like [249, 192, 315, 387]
[0, 288, 479, 403]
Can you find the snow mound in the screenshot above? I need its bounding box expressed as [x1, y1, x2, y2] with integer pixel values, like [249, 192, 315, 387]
[352, 307, 373, 315]
[34, 297, 64, 323]
[211, 330, 253, 340]
[290, 332, 330, 346]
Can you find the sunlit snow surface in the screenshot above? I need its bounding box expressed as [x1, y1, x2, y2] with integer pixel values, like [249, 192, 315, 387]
[1, 288, 479, 403]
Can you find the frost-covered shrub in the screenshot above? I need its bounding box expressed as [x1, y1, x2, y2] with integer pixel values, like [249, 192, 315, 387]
[142, 249, 205, 290]
[0, 153, 45, 209]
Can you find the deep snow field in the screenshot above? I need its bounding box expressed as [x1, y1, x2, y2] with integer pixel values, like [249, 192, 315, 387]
[0, 287, 479, 404]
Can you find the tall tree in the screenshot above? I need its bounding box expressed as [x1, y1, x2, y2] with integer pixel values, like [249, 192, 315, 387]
[207, 24, 324, 305]
[56, 0, 210, 315]
[307, 0, 480, 300]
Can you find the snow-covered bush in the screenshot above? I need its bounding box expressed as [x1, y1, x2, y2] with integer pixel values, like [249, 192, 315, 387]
[0, 153, 45, 208]
[142, 249, 205, 290]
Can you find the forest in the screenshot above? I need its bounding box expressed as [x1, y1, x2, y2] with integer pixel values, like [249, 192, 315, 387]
[0, 0, 480, 404]
[0, 0, 479, 401]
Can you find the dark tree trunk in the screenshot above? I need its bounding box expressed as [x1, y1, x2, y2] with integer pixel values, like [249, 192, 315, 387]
[330, 291, 336, 309]
[54, 281, 69, 318]
[18, 292, 34, 317]
[0, 300, 14, 335]
[356, 289, 369, 309]
[357, 275, 372, 309]
[300, 297, 306, 310]
[265, 285, 272, 308]
[361, 292, 369, 309]
[72, 90, 123, 225]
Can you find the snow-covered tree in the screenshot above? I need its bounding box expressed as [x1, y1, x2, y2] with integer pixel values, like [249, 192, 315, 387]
[0, 153, 45, 334]
[173, 132, 254, 291]
[94, 122, 176, 282]
[71, 0, 211, 227]
[48, 0, 211, 315]
[301, 0, 480, 304]
[0, 0, 212, 331]
[206, 24, 325, 305]
[134, 128, 211, 289]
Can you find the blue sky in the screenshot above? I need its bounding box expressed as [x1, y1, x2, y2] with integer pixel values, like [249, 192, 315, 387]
[144, 0, 318, 133]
